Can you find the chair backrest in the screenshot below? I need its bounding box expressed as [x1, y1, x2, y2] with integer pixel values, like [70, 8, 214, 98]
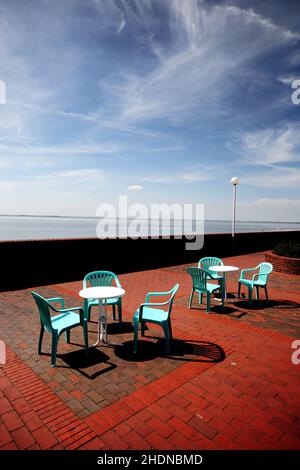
[32, 292, 53, 333]
[187, 267, 211, 290]
[198, 257, 223, 270]
[83, 270, 119, 288]
[257, 262, 273, 283]
[167, 283, 180, 317]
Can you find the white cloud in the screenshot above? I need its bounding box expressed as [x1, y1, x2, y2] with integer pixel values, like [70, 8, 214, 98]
[239, 125, 300, 166]
[58, 169, 104, 183]
[277, 75, 298, 85]
[0, 181, 19, 191]
[0, 142, 118, 157]
[243, 166, 300, 188]
[0, 158, 10, 168]
[99, 1, 300, 124]
[116, 17, 126, 34]
[142, 165, 225, 184]
[240, 198, 300, 222]
[128, 184, 143, 191]
[249, 198, 300, 209]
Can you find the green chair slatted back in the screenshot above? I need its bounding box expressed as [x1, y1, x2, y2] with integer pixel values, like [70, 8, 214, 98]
[186, 267, 224, 312]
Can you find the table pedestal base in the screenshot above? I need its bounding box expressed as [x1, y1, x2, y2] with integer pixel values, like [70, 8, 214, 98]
[93, 299, 122, 347]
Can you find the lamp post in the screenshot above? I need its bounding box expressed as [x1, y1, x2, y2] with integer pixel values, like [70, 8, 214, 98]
[231, 177, 239, 238]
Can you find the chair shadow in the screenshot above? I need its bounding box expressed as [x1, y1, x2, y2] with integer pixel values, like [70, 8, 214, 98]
[233, 299, 300, 310]
[189, 304, 237, 315]
[114, 338, 226, 364]
[168, 339, 226, 363]
[53, 348, 117, 380]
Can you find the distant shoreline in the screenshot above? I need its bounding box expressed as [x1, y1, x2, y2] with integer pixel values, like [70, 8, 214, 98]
[0, 214, 299, 224]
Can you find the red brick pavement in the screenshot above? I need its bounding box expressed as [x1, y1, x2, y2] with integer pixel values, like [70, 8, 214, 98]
[0, 251, 299, 450]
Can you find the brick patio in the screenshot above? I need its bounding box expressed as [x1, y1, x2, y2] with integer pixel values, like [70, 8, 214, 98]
[0, 251, 299, 450]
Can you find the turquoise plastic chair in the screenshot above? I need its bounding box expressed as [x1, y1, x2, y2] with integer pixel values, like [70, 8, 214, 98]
[187, 267, 224, 312]
[83, 271, 122, 325]
[32, 292, 88, 367]
[133, 284, 179, 354]
[198, 257, 224, 284]
[238, 262, 273, 306]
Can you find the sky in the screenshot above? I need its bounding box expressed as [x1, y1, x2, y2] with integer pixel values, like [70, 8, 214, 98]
[0, 0, 300, 221]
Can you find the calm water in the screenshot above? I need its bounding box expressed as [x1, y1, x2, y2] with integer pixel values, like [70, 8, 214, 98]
[0, 216, 299, 241]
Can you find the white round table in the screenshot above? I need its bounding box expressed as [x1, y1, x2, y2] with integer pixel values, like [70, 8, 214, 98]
[79, 286, 125, 347]
[209, 265, 239, 301]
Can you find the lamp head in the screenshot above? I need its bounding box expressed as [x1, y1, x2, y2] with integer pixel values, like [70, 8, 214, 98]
[231, 176, 240, 186]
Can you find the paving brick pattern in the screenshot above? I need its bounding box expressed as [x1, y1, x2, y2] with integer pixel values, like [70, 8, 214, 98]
[0, 251, 299, 449]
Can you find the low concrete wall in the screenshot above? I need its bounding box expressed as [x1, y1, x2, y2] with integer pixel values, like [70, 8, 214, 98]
[265, 251, 300, 275]
[0, 231, 299, 291]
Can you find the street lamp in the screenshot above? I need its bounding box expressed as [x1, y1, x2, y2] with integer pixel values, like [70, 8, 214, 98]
[231, 177, 240, 238]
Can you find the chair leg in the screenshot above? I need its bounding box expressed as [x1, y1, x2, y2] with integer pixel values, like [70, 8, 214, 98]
[238, 282, 241, 299]
[206, 293, 211, 313]
[38, 325, 44, 354]
[189, 290, 194, 308]
[83, 322, 89, 358]
[248, 287, 253, 307]
[133, 318, 139, 354]
[141, 322, 146, 337]
[162, 322, 171, 354]
[65, 330, 70, 343]
[221, 287, 224, 310]
[255, 286, 259, 299]
[51, 334, 59, 367]
[87, 305, 92, 322]
[112, 304, 116, 321]
[265, 286, 269, 303]
[118, 300, 122, 327]
[168, 318, 173, 341]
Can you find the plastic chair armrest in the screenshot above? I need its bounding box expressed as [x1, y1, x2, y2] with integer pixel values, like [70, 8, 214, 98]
[49, 304, 83, 314]
[240, 267, 258, 279]
[46, 297, 65, 308]
[146, 288, 175, 302]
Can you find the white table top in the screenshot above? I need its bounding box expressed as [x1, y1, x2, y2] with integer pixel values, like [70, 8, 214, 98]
[79, 286, 125, 300]
[209, 265, 239, 273]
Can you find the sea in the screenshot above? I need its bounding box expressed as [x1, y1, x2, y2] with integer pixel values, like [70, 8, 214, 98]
[0, 215, 299, 241]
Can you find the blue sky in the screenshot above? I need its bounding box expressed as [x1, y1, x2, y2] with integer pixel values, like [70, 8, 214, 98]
[0, 0, 299, 221]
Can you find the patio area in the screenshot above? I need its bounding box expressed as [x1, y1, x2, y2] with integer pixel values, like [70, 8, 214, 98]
[0, 251, 299, 450]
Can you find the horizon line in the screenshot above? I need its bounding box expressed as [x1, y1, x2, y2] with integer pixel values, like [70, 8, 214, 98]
[0, 214, 299, 225]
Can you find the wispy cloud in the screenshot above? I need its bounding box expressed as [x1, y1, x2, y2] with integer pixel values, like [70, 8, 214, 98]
[240, 197, 300, 222]
[57, 169, 104, 183]
[128, 184, 143, 191]
[243, 166, 300, 188]
[142, 164, 225, 184]
[247, 198, 300, 209]
[277, 75, 298, 85]
[0, 181, 20, 191]
[98, 1, 300, 124]
[0, 142, 118, 157]
[238, 124, 300, 166]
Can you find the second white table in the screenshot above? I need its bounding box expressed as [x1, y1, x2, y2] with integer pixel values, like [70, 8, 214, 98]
[209, 265, 239, 301]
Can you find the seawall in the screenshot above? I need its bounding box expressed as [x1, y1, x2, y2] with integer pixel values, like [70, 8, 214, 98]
[0, 231, 299, 291]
